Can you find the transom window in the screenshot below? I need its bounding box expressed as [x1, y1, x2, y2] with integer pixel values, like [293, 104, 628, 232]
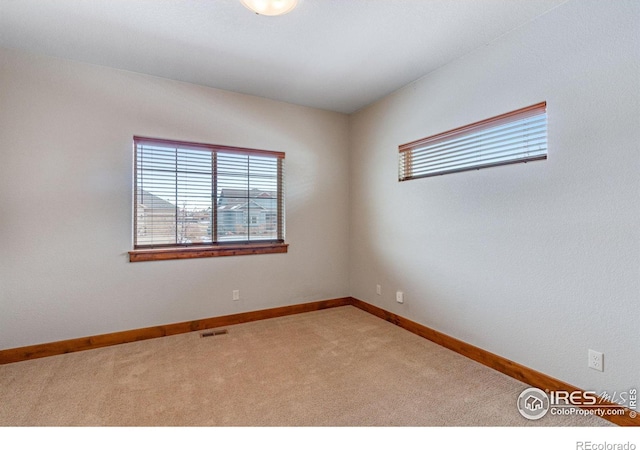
[399, 102, 547, 180]
[130, 136, 286, 262]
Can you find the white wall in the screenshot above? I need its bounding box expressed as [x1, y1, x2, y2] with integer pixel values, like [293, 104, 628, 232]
[349, 0, 639, 394]
[0, 48, 350, 349]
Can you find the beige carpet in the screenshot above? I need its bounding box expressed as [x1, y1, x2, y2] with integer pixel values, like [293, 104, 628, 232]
[0, 306, 610, 426]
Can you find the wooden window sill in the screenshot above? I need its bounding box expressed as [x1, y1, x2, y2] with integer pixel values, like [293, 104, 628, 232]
[129, 243, 288, 262]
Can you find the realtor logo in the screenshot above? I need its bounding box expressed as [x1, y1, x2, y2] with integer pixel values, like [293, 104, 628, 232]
[518, 386, 637, 420]
[517, 387, 550, 420]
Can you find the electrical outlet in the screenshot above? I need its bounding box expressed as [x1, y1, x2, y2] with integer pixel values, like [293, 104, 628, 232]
[232, 290, 240, 301]
[376, 284, 382, 295]
[588, 349, 603, 372]
[396, 291, 404, 304]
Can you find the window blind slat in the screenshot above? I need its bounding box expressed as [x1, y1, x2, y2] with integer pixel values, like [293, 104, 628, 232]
[409, 134, 547, 168]
[398, 102, 547, 181]
[407, 122, 547, 163]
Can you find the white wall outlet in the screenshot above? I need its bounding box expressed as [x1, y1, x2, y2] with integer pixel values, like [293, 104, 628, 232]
[232, 290, 240, 301]
[396, 291, 404, 304]
[588, 349, 603, 372]
[376, 284, 382, 295]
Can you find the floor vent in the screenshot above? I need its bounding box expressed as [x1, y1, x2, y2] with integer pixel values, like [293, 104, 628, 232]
[200, 329, 229, 338]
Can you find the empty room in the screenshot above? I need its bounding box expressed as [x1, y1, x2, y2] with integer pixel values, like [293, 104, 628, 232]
[1, 0, 638, 441]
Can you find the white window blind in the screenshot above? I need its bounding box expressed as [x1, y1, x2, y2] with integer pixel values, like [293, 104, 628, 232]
[399, 102, 547, 181]
[134, 137, 284, 249]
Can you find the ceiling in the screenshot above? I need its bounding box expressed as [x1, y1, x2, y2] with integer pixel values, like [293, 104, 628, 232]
[0, 0, 568, 114]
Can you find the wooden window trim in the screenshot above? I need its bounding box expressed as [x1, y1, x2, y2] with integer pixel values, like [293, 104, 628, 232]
[129, 242, 288, 262]
[134, 136, 285, 159]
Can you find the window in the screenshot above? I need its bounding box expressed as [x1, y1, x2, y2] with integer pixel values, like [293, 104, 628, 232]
[130, 136, 287, 262]
[399, 102, 547, 181]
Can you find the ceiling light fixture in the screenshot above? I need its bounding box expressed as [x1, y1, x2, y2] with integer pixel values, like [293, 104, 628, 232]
[240, 0, 298, 16]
